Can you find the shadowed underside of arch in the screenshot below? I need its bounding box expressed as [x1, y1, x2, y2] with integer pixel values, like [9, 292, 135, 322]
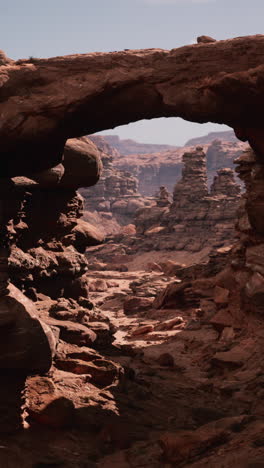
[1, 34, 264, 176]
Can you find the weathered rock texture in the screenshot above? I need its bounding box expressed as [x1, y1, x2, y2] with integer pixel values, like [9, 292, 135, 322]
[151, 145, 264, 344]
[9, 137, 103, 298]
[2, 35, 264, 465]
[112, 138, 246, 195]
[233, 148, 264, 314]
[114, 148, 183, 196]
[2, 36, 264, 177]
[0, 136, 104, 430]
[80, 136, 149, 232]
[210, 167, 241, 197]
[135, 147, 241, 253]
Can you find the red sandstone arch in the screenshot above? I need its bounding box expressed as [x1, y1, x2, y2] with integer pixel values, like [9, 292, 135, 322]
[2, 35, 264, 176]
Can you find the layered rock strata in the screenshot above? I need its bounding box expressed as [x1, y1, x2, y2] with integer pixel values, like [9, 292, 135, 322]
[135, 147, 241, 253]
[0, 136, 104, 430]
[113, 139, 246, 196]
[3, 36, 264, 178]
[80, 137, 149, 232]
[233, 149, 264, 314]
[152, 145, 264, 319]
[152, 146, 264, 374]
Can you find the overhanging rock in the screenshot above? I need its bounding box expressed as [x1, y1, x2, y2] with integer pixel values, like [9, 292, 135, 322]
[2, 35, 264, 176]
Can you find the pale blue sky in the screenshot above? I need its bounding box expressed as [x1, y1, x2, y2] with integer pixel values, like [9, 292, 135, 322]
[2, 0, 263, 145]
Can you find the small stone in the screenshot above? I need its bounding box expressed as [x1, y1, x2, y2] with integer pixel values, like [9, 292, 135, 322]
[197, 35, 217, 43]
[89, 278, 108, 292]
[157, 353, 175, 367]
[28, 397, 75, 429]
[155, 316, 184, 331]
[210, 309, 234, 331]
[219, 327, 235, 341]
[214, 286, 229, 305]
[131, 324, 154, 336]
[123, 296, 153, 315]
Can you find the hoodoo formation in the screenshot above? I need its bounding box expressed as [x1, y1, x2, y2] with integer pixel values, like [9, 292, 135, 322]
[1, 35, 264, 466]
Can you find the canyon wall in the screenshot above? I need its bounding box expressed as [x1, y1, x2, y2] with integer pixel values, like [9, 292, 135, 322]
[112, 138, 246, 195]
[185, 129, 238, 146]
[80, 136, 150, 233]
[134, 147, 241, 254]
[97, 134, 178, 155]
[0, 136, 106, 431]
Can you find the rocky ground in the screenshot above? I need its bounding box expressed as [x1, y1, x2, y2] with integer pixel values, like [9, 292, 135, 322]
[1, 254, 264, 468]
[0, 138, 262, 468]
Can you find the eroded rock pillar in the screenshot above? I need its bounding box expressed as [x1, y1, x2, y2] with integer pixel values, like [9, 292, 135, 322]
[234, 149, 264, 313]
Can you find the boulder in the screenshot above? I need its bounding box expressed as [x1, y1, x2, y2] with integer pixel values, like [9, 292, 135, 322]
[60, 137, 102, 189]
[131, 324, 154, 336]
[159, 416, 248, 464]
[46, 318, 96, 346]
[245, 272, 264, 309]
[70, 219, 105, 252]
[29, 163, 65, 187]
[28, 396, 75, 429]
[214, 286, 229, 305]
[0, 284, 56, 372]
[210, 309, 234, 331]
[56, 358, 120, 388]
[123, 296, 153, 315]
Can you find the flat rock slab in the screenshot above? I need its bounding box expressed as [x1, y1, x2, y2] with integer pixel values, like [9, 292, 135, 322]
[46, 317, 97, 346]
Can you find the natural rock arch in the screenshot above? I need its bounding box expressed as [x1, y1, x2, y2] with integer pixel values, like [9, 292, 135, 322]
[2, 35, 264, 176]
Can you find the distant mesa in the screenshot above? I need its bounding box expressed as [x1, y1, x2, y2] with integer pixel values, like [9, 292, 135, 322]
[185, 130, 238, 147]
[97, 135, 179, 155]
[97, 131, 238, 156]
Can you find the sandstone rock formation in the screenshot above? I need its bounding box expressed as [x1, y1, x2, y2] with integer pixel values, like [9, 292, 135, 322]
[113, 138, 246, 195]
[98, 134, 178, 155]
[185, 130, 238, 146]
[233, 148, 264, 314]
[2, 35, 264, 466]
[0, 136, 105, 430]
[3, 36, 264, 177]
[80, 137, 149, 233]
[134, 147, 241, 253]
[206, 139, 245, 185]
[210, 167, 241, 197]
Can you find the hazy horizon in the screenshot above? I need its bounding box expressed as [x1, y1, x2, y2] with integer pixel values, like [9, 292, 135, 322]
[99, 126, 234, 147]
[3, 0, 264, 144]
[97, 119, 233, 146]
